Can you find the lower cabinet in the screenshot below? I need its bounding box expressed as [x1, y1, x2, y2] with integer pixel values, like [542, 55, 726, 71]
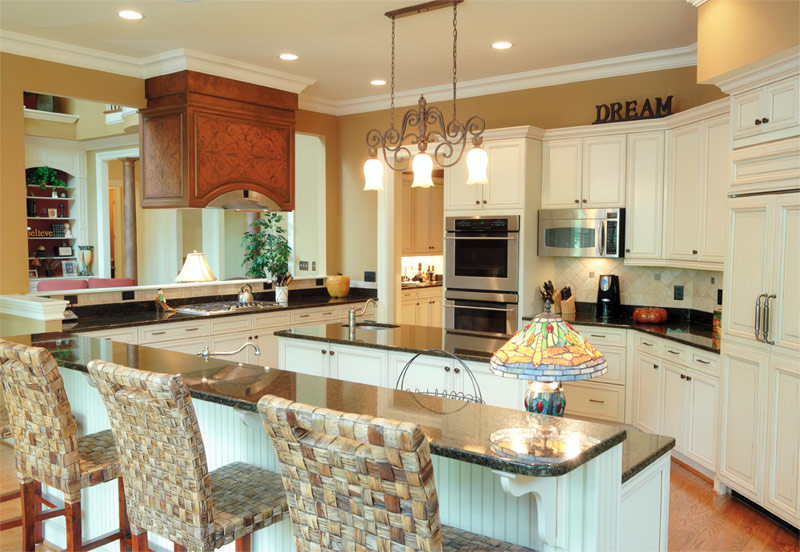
[464, 360, 526, 410]
[661, 362, 687, 452]
[400, 287, 443, 327]
[80, 327, 138, 344]
[278, 339, 329, 377]
[155, 336, 209, 356]
[563, 381, 625, 422]
[209, 333, 251, 363]
[619, 454, 671, 552]
[685, 369, 719, 472]
[633, 351, 662, 434]
[391, 352, 458, 397]
[328, 344, 387, 388]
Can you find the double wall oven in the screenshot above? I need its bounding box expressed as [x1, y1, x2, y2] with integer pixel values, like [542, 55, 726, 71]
[444, 215, 519, 336]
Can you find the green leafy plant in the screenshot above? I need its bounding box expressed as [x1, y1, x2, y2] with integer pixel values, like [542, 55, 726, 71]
[241, 212, 291, 280]
[26, 166, 66, 189]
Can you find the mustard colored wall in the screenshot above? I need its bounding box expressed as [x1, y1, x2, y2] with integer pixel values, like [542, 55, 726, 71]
[0, 53, 145, 294]
[336, 66, 726, 280]
[697, 0, 800, 83]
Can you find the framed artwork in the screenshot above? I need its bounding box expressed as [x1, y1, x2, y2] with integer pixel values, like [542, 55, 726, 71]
[29, 269, 38, 278]
[47, 208, 58, 218]
[61, 260, 78, 277]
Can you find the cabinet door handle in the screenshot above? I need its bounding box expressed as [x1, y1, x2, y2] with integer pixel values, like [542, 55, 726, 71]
[589, 399, 605, 404]
[625, 248, 631, 253]
[764, 294, 776, 345]
[755, 118, 762, 125]
[329, 351, 335, 356]
[755, 293, 767, 342]
[454, 367, 461, 374]
[253, 335, 258, 339]
[686, 375, 692, 381]
[761, 117, 769, 124]
[653, 364, 659, 369]
[321, 349, 327, 355]
[444, 366, 451, 372]
[680, 374, 686, 379]
[692, 250, 698, 255]
[574, 199, 580, 203]
[482, 200, 487, 204]
[642, 341, 654, 347]
[667, 349, 680, 355]
[475, 200, 480, 205]
[696, 358, 710, 365]
[582, 199, 587, 203]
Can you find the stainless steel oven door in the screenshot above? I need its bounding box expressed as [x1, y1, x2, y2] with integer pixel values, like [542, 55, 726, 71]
[444, 290, 518, 336]
[445, 232, 519, 291]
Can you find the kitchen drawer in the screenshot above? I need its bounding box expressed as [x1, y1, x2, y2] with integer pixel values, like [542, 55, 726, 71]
[139, 320, 209, 344]
[252, 310, 292, 330]
[635, 334, 660, 355]
[574, 325, 627, 347]
[81, 327, 138, 344]
[400, 290, 419, 302]
[593, 345, 626, 385]
[563, 381, 625, 422]
[291, 306, 341, 326]
[690, 349, 719, 375]
[418, 287, 443, 300]
[660, 341, 689, 364]
[209, 315, 251, 335]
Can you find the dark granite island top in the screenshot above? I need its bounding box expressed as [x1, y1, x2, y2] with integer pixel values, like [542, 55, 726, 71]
[10, 331, 633, 479]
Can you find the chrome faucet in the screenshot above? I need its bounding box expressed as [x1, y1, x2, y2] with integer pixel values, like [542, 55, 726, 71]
[348, 298, 378, 328]
[197, 342, 261, 361]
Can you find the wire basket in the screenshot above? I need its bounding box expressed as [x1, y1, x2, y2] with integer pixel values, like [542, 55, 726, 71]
[395, 350, 484, 413]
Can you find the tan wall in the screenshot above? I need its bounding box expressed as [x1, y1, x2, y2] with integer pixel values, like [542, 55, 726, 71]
[0, 53, 145, 294]
[698, 0, 800, 83]
[337, 66, 726, 279]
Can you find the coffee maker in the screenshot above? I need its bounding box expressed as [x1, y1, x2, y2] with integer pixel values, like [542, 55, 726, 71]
[596, 274, 621, 319]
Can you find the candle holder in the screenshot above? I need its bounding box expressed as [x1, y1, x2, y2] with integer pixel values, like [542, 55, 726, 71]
[77, 245, 94, 276]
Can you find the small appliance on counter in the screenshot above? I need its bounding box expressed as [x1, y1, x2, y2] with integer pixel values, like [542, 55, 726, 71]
[596, 274, 621, 320]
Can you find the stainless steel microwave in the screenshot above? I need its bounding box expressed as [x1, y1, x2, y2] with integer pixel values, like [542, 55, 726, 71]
[538, 208, 625, 258]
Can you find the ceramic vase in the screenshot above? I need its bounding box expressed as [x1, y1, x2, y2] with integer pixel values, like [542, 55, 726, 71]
[276, 286, 289, 305]
[78, 245, 94, 276]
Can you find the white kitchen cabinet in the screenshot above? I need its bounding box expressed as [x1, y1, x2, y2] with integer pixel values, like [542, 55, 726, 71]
[138, 320, 209, 345]
[400, 287, 443, 327]
[768, 194, 800, 353]
[624, 131, 664, 260]
[685, 369, 719, 472]
[391, 352, 460, 397]
[542, 135, 625, 209]
[444, 155, 480, 210]
[763, 351, 800, 525]
[403, 178, 444, 255]
[155, 336, 208, 356]
[278, 339, 329, 377]
[80, 327, 138, 344]
[660, 362, 687, 453]
[464, 360, 526, 410]
[400, 298, 418, 325]
[732, 75, 800, 149]
[718, 341, 767, 503]
[701, 116, 731, 264]
[632, 351, 662, 434]
[290, 306, 342, 327]
[563, 381, 625, 422]
[619, 454, 670, 552]
[328, 344, 387, 388]
[252, 310, 292, 368]
[209, 332, 252, 363]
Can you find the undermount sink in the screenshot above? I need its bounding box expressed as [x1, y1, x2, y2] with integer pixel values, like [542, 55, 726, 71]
[342, 322, 400, 330]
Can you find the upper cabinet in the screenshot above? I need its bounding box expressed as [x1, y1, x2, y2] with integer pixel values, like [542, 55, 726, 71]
[624, 131, 664, 260]
[444, 127, 542, 212]
[542, 135, 626, 209]
[140, 71, 298, 210]
[402, 176, 444, 256]
[732, 75, 800, 149]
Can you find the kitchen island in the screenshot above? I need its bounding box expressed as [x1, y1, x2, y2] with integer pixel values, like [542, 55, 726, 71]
[2, 329, 674, 552]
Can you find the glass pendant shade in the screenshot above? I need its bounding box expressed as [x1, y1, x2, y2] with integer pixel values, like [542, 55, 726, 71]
[465, 146, 489, 185]
[411, 153, 434, 188]
[363, 158, 384, 191]
[175, 251, 217, 283]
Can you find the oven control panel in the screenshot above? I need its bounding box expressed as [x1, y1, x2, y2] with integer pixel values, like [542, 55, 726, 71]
[454, 218, 509, 231]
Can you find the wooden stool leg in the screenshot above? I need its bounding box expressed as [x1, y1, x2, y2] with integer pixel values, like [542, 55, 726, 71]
[33, 480, 43, 544]
[20, 482, 35, 552]
[65, 501, 82, 552]
[235, 534, 251, 552]
[131, 530, 149, 552]
[118, 478, 130, 552]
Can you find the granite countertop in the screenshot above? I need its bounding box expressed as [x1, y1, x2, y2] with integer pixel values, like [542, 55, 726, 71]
[401, 281, 443, 289]
[522, 311, 720, 354]
[11, 331, 633, 479]
[63, 294, 375, 334]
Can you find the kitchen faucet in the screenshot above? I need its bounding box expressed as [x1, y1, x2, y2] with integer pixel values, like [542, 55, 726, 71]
[348, 298, 378, 328]
[197, 341, 260, 361]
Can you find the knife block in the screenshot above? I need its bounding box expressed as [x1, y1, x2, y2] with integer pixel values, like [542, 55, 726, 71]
[561, 295, 576, 315]
[552, 289, 562, 313]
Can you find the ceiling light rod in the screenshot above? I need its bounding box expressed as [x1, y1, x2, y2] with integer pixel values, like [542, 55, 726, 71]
[364, 0, 487, 190]
[384, 0, 463, 19]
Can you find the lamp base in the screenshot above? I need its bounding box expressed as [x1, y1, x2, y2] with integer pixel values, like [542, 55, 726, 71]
[524, 381, 566, 416]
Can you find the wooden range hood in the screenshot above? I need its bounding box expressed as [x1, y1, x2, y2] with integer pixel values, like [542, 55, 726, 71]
[139, 70, 297, 210]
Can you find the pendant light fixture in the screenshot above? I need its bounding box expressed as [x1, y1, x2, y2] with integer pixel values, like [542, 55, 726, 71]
[363, 0, 487, 191]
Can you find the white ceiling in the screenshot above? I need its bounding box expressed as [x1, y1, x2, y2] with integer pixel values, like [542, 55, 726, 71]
[0, 0, 699, 109]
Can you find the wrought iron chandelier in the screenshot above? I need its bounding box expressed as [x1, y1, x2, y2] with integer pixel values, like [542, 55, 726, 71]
[363, 0, 488, 191]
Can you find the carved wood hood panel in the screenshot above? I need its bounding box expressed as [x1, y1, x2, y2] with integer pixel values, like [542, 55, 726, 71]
[140, 71, 297, 210]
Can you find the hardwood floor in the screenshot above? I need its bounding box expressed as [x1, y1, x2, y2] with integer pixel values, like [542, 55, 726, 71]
[0, 442, 796, 551]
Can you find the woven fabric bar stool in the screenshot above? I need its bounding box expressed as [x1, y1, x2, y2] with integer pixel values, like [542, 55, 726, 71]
[0, 339, 130, 552]
[258, 394, 538, 552]
[87, 360, 289, 552]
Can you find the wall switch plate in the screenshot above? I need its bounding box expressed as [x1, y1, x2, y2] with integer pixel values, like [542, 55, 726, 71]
[718, 289, 723, 305]
[655, 273, 661, 281]
[122, 291, 135, 301]
[364, 271, 376, 283]
[589, 271, 595, 278]
[298, 261, 309, 270]
[674, 285, 684, 300]
[711, 277, 715, 284]
[312, 261, 316, 271]
[263, 282, 271, 291]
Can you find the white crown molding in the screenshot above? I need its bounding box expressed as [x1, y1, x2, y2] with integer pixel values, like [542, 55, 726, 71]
[298, 95, 342, 115]
[484, 126, 546, 142]
[302, 43, 698, 116]
[24, 108, 80, 124]
[0, 294, 68, 320]
[0, 30, 316, 95]
[708, 47, 800, 94]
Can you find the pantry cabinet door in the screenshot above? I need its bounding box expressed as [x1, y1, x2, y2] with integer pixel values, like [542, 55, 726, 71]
[665, 123, 702, 261]
[633, 352, 662, 434]
[661, 362, 687, 454]
[768, 193, 800, 353]
[701, 116, 731, 264]
[582, 135, 626, 208]
[625, 132, 664, 259]
[686, 370, 719, 472]
[542, 139, 582, 208]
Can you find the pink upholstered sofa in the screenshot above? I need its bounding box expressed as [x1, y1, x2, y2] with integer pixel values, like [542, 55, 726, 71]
[36, 278, 137, 292]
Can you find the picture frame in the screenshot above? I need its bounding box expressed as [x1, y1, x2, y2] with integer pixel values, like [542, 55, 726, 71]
[47, 207, 58, 218]
[61, 260, 78, 277]
[29, 269, 38, 278]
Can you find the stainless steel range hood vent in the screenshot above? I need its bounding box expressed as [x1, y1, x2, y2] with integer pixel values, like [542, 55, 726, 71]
[206, 190, 281, 212]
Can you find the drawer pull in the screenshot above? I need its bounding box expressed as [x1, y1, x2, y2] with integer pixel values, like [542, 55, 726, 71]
[590, 334, 607, 338]
[300, 314, 310, 318]
[152, 331, 166, 335]
[589, 399, 605, 404]
[696, 359, 711, 365]
[642, 341, 654, 347]
[666, 349, 680, 355]
[185, 328, 200, 332]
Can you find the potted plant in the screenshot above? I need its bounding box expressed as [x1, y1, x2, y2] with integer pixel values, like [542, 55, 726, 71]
[241, 212, 291, 301]
[26, 166, 67, 196]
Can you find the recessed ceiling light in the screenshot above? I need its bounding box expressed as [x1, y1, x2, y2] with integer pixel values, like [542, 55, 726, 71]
[279, 53, 298, 61]
[370, 79, 387, 86]
[118, 10, 143, 19]
[491, 41, 513, 50]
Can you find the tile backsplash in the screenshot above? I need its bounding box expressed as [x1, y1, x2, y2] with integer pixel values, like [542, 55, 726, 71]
[552, 258, 722, 314]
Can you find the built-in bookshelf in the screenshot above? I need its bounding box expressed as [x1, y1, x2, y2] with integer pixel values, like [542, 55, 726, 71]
[27, 168, 79, 280]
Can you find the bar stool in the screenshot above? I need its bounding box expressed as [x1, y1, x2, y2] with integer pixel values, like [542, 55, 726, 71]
[0, 404, 25, 532]
[0, 339, 130, 551]
[258, 394, 537, 552]
[87, 360, 289, 552]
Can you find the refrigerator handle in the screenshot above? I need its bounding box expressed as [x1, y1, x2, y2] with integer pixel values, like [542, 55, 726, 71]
[754, 293, 767, 342]
[764, 294, 776, 345]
